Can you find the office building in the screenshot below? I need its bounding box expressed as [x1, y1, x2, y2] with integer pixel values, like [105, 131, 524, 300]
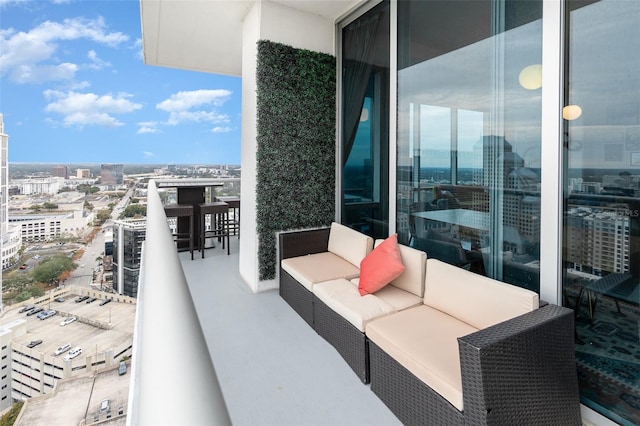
[0, 114, 21, 291]
[76, 169, 91, 179]
[112, 219, 146, 298]
[100, 164, 124, 186]
[52, 165, 70, 179]
[9, 210, 94, 242]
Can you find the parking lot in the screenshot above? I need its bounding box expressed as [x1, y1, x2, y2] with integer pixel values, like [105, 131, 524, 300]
[5, 290, 135, 366]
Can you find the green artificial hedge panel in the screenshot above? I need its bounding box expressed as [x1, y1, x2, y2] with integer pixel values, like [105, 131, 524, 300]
[256, 40, 336, 280]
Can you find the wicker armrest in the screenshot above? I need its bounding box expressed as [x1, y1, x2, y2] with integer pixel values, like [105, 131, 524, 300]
[457, 304, 581, 425]
[278, 227, 331, 261]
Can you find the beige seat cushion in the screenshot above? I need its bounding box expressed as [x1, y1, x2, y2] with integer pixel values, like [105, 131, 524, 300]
[313, 279, 422, 333]
[327, 222, 374, 267]
[314, 279, 398, 332]
[281, 252, 360, 291]
[424, 258, 539, 329]
[351, 278, 422, 311]
[366, 305, 478, 411]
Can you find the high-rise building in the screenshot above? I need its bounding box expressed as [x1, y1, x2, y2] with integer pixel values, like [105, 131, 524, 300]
[0, 115, 22, 294]
[112, 219, 146, 297]
[1, 114, 7, 237]
[52, 165, 70, 179]
[101, 164, 124, 186]
[76, 168, 91, 179]
[0, 114, 6, 305]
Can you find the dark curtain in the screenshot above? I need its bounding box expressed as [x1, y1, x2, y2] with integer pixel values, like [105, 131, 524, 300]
[342, 11, 382, 165]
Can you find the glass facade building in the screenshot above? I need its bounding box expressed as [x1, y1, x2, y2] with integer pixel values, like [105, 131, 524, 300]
[339, 1, 640, 424]
[112, 220, 146, 298]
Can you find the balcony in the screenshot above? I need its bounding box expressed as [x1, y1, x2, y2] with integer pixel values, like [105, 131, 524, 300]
[129, 181, 400, 425]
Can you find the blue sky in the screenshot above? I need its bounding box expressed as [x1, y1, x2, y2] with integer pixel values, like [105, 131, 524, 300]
[0, 0, 242, 165]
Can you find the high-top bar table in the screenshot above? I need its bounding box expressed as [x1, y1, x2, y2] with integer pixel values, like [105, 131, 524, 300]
[156, 178, 224, 250]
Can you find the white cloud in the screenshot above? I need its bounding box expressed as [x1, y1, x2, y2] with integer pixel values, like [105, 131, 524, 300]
[143, 151, 154, 158]
[133, 38, 143, 61]
[0, 17, 128, 84]
[86, 49, 111, 70]
[212, 126, 232, 133]
[43, 90, 142, 128]
[156, 89, 232, 126]
[137, 121, 161, 134]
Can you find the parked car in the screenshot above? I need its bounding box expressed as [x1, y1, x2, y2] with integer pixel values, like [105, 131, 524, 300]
[27, 339, 42, 348]
[60, 316, 77, 326]
[118, 361, 127, 376]
[86, 297, 97, 304]
[37, 309, 57, 320]
[27, 307, 43, 316]
[19, 264, 27, 270]
[54, 343, 71, 356]
[99, 298, 112, 306]
[100, 398, 110, 413]
[18, 305, 34, 313]
[75, 296, 89, 303]
[63, 347, 82, 361]
[54, 297, 65, 303]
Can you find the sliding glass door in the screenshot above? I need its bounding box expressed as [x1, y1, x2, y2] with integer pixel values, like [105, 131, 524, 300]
[396, 0, 543, 291]
[563, 1, 640, 423]
[341, 1, 390, 239]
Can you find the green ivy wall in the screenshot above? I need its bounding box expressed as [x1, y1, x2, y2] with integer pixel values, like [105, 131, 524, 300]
[256, 40, 336, 280]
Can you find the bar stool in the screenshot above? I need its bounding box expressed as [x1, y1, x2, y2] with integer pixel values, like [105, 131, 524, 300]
[199, 202, 230, 256]
[215, 196, 240, 238]
[163, 204, 194, 260]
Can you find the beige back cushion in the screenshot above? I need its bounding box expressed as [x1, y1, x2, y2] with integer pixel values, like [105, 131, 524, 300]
[424, 258, 539, 329]
[327, 222, 374, 267]
[373, 239, 426, 298]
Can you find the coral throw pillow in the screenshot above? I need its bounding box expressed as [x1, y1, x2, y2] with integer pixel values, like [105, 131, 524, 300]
[358, 234, 405, 296]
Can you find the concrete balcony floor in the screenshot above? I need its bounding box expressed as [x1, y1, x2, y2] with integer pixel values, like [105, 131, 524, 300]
[179, 238, 401, 425]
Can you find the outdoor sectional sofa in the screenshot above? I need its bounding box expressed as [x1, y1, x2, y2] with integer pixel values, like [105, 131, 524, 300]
[279, 222, 373, 327]
[278, 224, 581, 425]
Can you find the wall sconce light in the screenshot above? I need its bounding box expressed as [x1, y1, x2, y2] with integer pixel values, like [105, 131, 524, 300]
[519, 64, 542, 90]
[360, 107, 369, 122]
[563, 105, 582, 120]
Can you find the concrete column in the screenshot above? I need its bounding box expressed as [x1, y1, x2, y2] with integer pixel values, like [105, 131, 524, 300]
[239, 2, 335, 292]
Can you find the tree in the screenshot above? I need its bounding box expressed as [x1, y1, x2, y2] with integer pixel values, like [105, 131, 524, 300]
[43, 202, 58, 210]
[15, 287, 44, 302]
[29, 204, 42, 212]
[84, 201, 94, 211]
[31, 255, 75, 284]
[2, 273, 34, 291]
[96, 209, 111, 224]
[122, 204, 146, 218]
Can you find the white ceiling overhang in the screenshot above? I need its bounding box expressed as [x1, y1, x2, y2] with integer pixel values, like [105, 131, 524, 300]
[139, 0, 365, 76]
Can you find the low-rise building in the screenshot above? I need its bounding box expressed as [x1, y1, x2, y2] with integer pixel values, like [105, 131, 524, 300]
[9, 210, 94, 242]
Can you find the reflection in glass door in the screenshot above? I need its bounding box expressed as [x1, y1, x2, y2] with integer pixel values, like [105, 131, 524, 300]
[562, 1, 640, 423]
[397, 0, 543, 292]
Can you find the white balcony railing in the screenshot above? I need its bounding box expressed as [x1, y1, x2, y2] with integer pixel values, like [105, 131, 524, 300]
[127, 180, 230, 425]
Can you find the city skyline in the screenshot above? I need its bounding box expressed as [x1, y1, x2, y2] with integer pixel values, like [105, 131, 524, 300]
[0, 0, 242, 164]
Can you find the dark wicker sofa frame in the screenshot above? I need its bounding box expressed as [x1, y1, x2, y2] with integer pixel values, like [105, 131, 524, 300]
[279, 227, 371, 383]
[369, 303, 582, 426]
[278, 227, 331, 328]
[314, 296, 370, 383]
